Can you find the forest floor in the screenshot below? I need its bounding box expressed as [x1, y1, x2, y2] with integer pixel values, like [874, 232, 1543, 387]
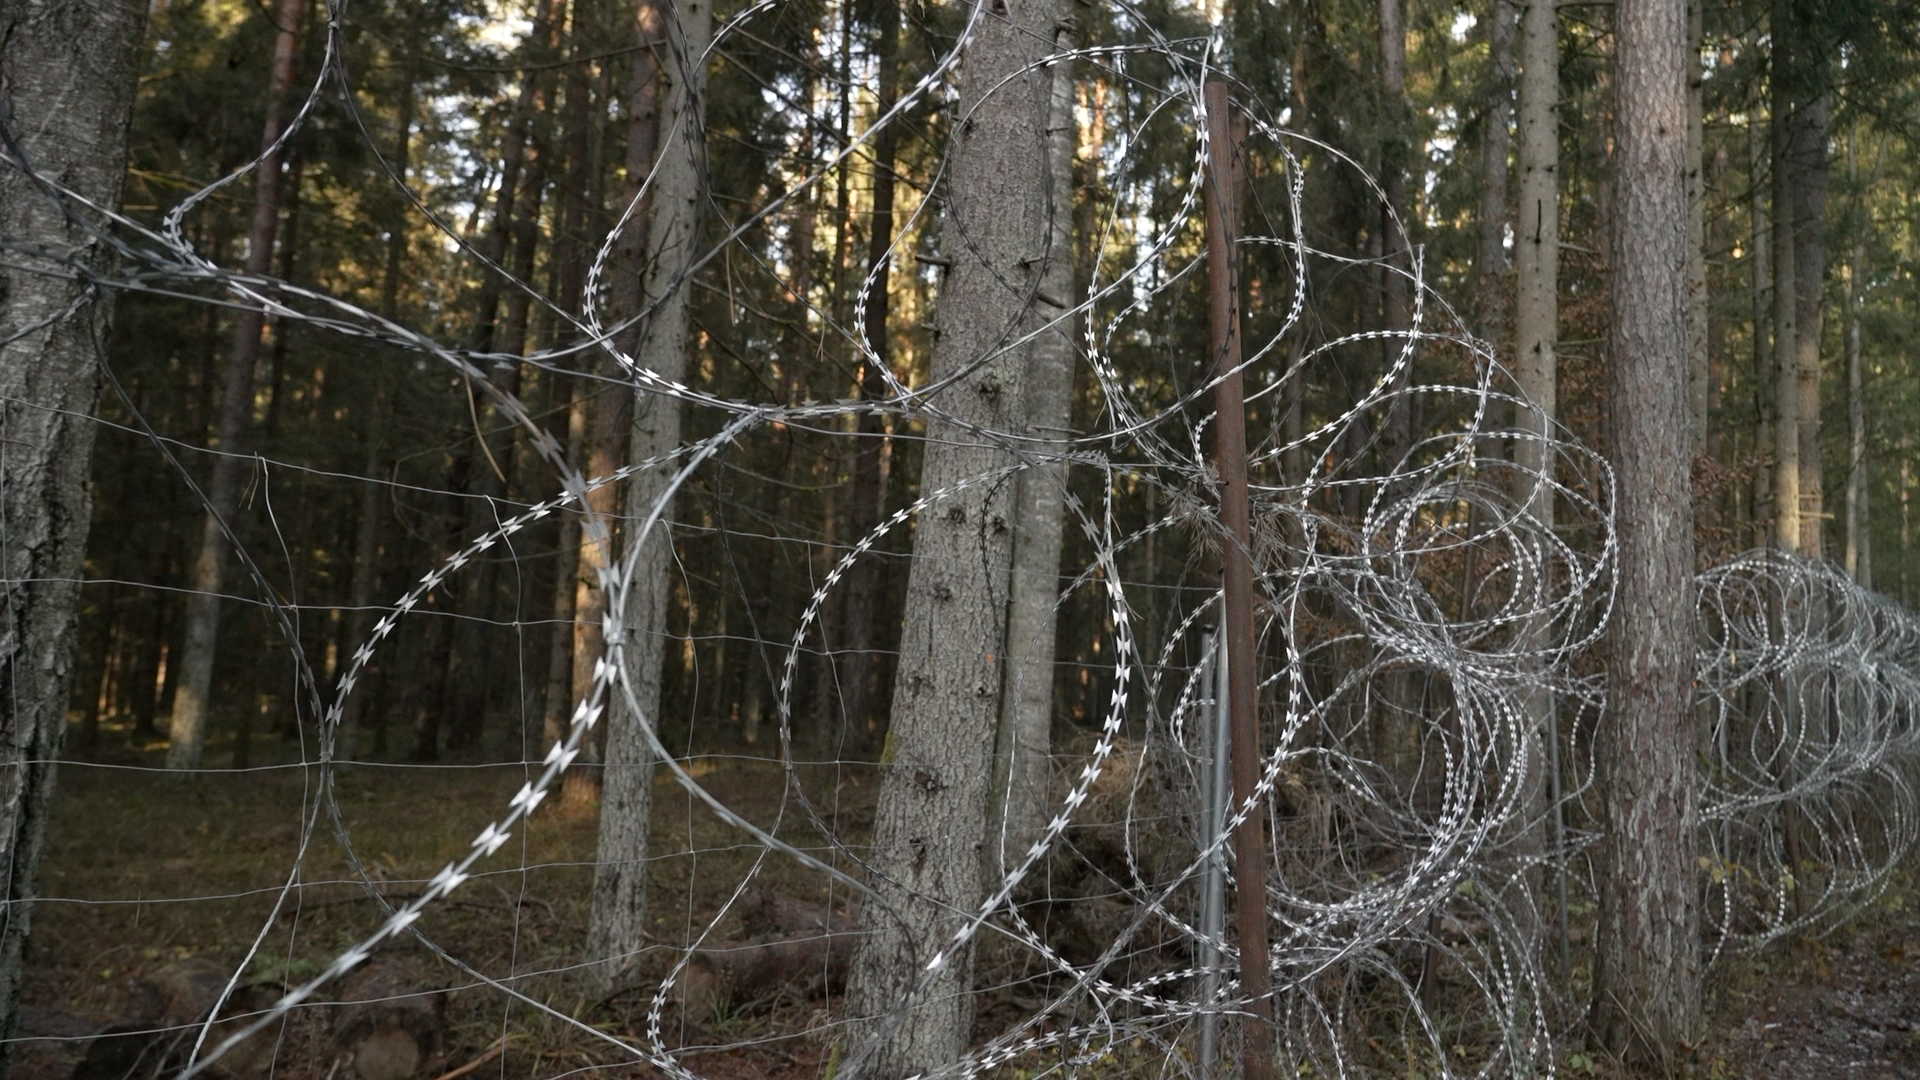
[1695, 870, 1920, 1079]
[13, 742, 1920, 1079]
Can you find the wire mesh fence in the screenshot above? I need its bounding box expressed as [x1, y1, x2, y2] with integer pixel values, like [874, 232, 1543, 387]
[7, 1, 1920, 1078]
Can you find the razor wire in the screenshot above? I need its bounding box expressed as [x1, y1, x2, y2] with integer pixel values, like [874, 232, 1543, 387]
[6, 0, 1920, 1078]
[1695, 549, 1920, 962]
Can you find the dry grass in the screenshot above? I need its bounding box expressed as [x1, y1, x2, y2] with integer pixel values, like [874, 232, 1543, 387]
[24, 748, 881, 1079]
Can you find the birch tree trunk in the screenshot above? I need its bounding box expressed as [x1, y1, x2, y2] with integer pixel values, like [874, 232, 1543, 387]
[583, 0, 709, 994]
[841, 0, 1059, 1069]
[988, 18, 1079, 877]
[0, 0, 149, 1065]
[1591, 0, 1701, 1064]
[166, 0, 307, 770]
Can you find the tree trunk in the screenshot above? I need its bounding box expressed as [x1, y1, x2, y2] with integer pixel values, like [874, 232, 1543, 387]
[0, 0, 149, 1066]
[562, 0, 664, 808]
[1791, 90, 1828, 557]
[336, 65, 416, 761]
[841, 0, 1059, 1069]
[166, 0, 308, 770]
[1769, 0, 1800, 553]
[840, 0, 901, 751]
[988, 18, 1078, 876]
[1475, 0, 1515, 339]
[1512, 0, 1560, 976]
[539, 34, 602, 759]
[1748, 113, 1773, 548]
[1514, 0, 1558, 510]
[1377, 0, 1412, 461]
[1590, 0, 1701, 1065]
[1844, 142, 1868, 586]
[583, 0, 709, 994]
[1686, 0, 1709, 447]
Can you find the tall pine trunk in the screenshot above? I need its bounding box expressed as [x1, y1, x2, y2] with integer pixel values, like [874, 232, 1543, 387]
[988, 18, 1079, 875]
[1791, 90, 1829, 557]
[583, 0, 710, 994]
[563, 0, 664, 807]
[1377, 0, 1412, 461]
[1591, 0, 1701, 1064]
[166, 0, 307, 770]
[840, 0, 902, 751]
[1686, 0, 1709, 446]
[337, 64, 417, 759]
[0, 0, 149, 1062]
[1511, 0, 1561, 978]
[1769, 0, 1800, 552]
[1844, 135, 1869, 585]
[1476, 0, 1515, 338]
[841, 0, 1060, 1069]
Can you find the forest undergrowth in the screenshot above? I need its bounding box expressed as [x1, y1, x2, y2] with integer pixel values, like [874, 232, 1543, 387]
[14, 742, 1920, 1079]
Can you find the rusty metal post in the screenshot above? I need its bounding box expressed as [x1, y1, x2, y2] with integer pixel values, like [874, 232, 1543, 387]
[1204, 78, 1273, 1080]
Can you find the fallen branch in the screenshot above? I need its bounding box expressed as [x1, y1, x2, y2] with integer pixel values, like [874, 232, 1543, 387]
[426, 1036, 507, 1080]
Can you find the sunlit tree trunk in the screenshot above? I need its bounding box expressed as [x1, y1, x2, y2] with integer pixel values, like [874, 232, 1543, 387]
[0, 0, 149, 1063]
[988, 19, 1079, 874]
[1590, 0, 1701, 1065]
[166, 0, 307, 770]
[842, 0, 1059, 1069]
[563, 0, 663, 807]
[584, 0, 710, 995]
[1514, 0, 1558, 515]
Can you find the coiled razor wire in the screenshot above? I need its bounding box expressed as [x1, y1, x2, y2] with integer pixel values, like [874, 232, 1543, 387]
[1694, 550, 1920, 962]
[9, 0, 1920, 1077]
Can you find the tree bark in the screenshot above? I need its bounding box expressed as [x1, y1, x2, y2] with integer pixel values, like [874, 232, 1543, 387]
[0, 0, 149, 1067]
[562, 0, 663, 808]
[841, 0, 1059, 1069]
[1590, 0, 1701, 1065]
[1791, 90, 1828, 557]
[1475, 0, 1516, 339]
[1512, 0, 1561, 977]
[337, 64, 416, 760]
[1378, 0, 1412, 461]
[987, 17, 1078, 876]
[1844, 139, 1869, 586]
[166, 0, 308, 770]
[1686, 0, 1709, 447]
[839, 0, 902, 751]
[1748, 113, 1773, 548]
[1514, 0, 1558, 512]
[1769, 0, 1800, 553]
[583, 0, 709, 994]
